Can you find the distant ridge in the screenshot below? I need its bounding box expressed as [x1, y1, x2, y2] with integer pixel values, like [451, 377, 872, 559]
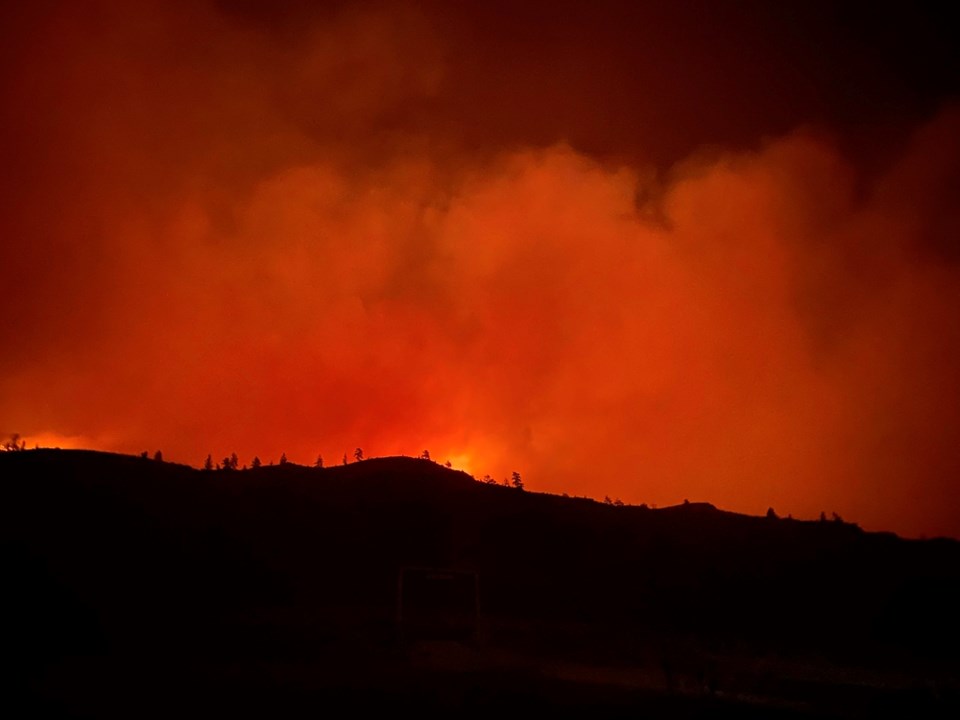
[4, 447, 960, 716]
[0, 447, 936, 541]
[3, 449, 958, 665]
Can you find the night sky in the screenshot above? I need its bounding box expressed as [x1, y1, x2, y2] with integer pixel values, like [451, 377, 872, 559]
[2, 1, 958, 537]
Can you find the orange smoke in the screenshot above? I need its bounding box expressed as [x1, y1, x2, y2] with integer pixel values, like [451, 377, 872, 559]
[1, 2, 958, 538]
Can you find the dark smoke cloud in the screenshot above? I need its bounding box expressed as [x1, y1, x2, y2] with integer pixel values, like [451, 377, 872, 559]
[1, 1, 958, 538]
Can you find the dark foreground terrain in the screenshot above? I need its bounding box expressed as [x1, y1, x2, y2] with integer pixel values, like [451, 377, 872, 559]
[3, 449, 958, 717]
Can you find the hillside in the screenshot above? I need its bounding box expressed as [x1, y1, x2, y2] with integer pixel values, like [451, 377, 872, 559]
[3, 449, 958, 716]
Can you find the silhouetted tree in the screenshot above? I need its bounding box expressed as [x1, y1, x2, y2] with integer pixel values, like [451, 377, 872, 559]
[342, 453, 348, 465]
[444, 460, 452, 468]
[511, 471, 524, 490]
[251, 456, 261, 469]
[203, 454, 214, 471]
[481, 474, 495, 484]
[421, 450, 431, 461]
[279, 452, 288, 465]
[153, 450, 163, 462]
[354, 447, 364, 462]
[314, 454, 323, 468]
[766, 507, 779, 520]
[820, 511, 828, 522]
[614, 498, 624, 507]
[604, 495, 613, 505]
[140, 451, 149, 459]
[831, 512, 844, 523]
[221, 453, 239, 471]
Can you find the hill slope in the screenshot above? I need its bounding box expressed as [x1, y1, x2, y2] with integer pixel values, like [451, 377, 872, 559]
[3, 449, 958, 715]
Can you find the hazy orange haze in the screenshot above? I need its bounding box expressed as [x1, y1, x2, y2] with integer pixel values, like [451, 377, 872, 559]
[1, 1, 959, 538]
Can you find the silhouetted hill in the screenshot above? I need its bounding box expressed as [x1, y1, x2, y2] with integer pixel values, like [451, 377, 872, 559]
[3, 449, 958, 717]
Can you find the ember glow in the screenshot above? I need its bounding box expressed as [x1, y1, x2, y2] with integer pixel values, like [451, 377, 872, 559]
[2, 1, 958, 537]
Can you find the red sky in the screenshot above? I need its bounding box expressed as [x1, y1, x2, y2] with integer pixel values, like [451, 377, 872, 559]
[2, 1, 959, 538]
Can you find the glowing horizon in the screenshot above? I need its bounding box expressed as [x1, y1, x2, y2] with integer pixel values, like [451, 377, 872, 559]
[2, 1, 958, 540]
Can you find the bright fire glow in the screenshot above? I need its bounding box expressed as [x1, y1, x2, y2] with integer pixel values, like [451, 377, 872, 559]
[2, 2, 958, 539]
